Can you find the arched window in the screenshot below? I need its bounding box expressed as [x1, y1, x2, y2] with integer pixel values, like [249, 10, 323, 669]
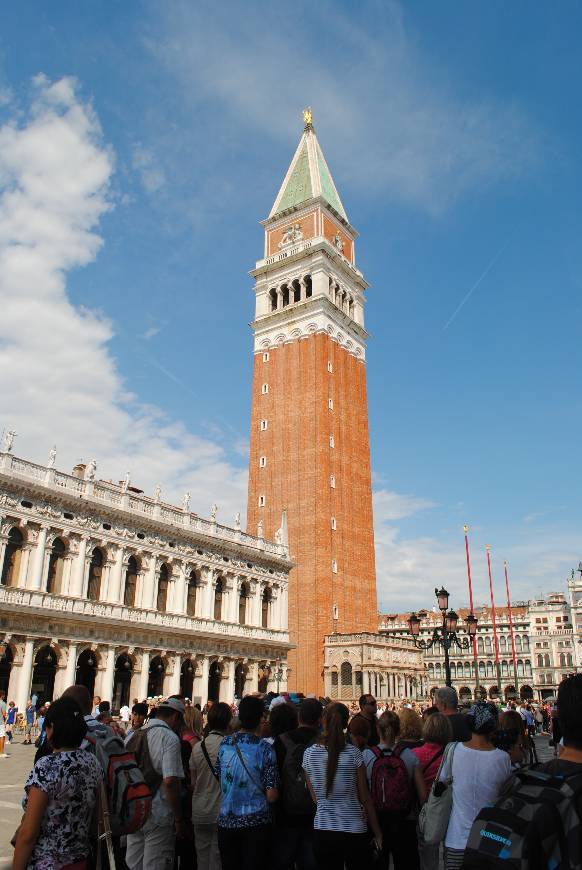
[477, 637, 484, 654]
[262, 587, 271, 628]
[544, 653, 551, 668]
[479, 662, 486, 679]
[234, 663, 246, 699]
[537, 654, 544, 667]
[450, 662, 456, 678]
[465, 662, 471, 678]
[214, 577, 223, 621]
[567, 653, 573, 667]
[281, 283, 290, 307]
[113, 653, 133, 711]
[87, 548, 103, 601]
[304, 275, 312, 298]
[340, 662, 352, 700]
[435, 662, 442, 677]
[525, 660, 532, 676]
[238, 582, 249, 625]
[269, 288, 277, 311]
[486, 661, 494, 678]
[560, 653, 566, 667]
[292, 279, 301, 303]
[502, 660, 508, 676]
[428, 664, 434, 676]
[1, 527, 24, 587]
[186, 570, 199, 617]
[485, 637, 492, 654]
[76, 648, 97, 697]
[522, 636, 530, 652]
[499, 636, 507, 653]
[123, 556, 139, 607]
[156, 564, 169, 613]
[517, 660, 524, 677]
[46, 537, 66, 594]
[148, 656, 165, 697]
[515, 636, 523, 652]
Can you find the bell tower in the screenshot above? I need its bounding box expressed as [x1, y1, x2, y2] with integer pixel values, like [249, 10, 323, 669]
[246, 110, 378, 694]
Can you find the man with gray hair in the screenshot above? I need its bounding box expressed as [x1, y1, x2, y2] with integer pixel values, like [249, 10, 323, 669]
[434, 686, 471, 742]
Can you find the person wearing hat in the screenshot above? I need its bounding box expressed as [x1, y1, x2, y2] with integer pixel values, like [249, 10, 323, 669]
[126, 696, 189, 870]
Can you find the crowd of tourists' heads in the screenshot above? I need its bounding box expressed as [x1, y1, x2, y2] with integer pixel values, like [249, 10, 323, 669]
[8, 678, 580, 870]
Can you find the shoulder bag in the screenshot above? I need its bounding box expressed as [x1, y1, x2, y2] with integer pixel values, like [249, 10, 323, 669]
[418, 740, 458, 844]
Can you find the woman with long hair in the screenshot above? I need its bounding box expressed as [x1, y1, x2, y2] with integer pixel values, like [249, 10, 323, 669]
[303, 702, 382, 869]
[12, 697, 102, 870]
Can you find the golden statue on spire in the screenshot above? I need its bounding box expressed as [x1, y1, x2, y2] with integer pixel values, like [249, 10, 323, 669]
[303, 106, 313, 129]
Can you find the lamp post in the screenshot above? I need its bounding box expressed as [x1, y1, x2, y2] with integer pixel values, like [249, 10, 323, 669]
[407, 587, 478, 688]
[274, 659, 284, 694]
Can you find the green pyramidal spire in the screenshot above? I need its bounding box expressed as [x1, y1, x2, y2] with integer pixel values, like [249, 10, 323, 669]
[269, 109, 347, 221]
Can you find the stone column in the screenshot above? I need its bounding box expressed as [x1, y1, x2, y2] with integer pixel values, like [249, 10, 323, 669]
[102, 647, 116, 703]
[29, 526, 49, 590]
[221, 660, 235, 703]
[202, 568, 214, 619]
[280, 586, 288, 631]
[270, 588, 280, 630]
[168, 654, 182, 696]
[363, 670, 370, 695]
[142, 557, 157, 611]
[108, 546, 125, 603]
[249, 580, 260, 626]
[227, 578, 238, 623]
[16, 639, 35, 712]
[138, 651, 150, 701]
[174, 564, 188, 615]
[63, 642, 78, 689]
[71, 536, 88, 598]
[18, 544, 34, 590]
[199, 657, 210, 707]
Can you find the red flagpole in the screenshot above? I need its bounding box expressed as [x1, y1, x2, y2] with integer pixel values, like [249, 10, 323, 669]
[504, 560, 519, 698]
[486, 545, 502, 696]
[464, 525, 479, 696]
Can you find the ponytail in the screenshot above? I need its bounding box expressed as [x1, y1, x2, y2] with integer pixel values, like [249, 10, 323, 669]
[322, 702, 349, 797]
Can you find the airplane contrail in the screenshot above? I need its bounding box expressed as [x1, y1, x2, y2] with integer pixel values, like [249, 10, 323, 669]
[443, 240, 509, 331]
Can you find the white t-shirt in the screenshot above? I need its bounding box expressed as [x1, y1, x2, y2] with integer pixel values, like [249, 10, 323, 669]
[119, 705, 130, 723]
[140, 719, 184, 826]
[442, 743, 511, 849]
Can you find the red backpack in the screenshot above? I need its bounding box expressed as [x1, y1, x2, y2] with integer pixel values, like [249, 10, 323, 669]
[369, 745, 412, 816]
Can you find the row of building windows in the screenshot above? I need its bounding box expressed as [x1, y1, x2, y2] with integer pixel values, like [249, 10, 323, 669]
[1, 527, 274, 627]
[536, 653, 574, 667]
[427, 659, 533, 678]
[475, 634, 530, 653]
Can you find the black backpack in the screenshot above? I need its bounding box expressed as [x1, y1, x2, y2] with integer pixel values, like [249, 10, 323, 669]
[279, 732, 316, 816]
[462, 765, 582, 870]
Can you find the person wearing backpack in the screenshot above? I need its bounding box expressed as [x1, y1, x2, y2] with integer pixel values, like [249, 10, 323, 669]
[273, 697, 323, 870]
[362, 710, 426, 870]
[190, 701, 233, 870]
[126, 697, 188, 870]
[463, 673, 582, 869]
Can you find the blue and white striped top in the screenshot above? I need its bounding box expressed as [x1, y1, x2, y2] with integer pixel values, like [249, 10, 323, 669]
[302, 743, 366, 833]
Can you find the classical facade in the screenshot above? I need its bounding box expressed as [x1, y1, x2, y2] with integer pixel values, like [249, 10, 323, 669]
[246, 110, 377, 695]
[323, 632, 426, 702]
[0, 446, 292, 712]
[381, 585, 581, 703]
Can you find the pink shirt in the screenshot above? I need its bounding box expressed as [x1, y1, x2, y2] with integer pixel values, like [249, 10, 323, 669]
[412, 741, 445, 790]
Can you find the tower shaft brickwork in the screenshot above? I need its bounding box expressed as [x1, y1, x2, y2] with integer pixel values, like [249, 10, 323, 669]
[246, 115, 378, 694]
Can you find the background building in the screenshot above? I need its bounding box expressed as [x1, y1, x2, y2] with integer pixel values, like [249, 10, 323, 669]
[246, 112, 377, 694]
[0, 446, 291, 710]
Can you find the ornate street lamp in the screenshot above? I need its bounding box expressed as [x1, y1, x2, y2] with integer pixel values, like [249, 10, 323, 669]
[274, 659, 284, 694]
[407, 588, 478, 688]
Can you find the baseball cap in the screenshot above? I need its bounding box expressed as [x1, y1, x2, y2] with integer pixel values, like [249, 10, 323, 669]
[157, 697, 185, 715]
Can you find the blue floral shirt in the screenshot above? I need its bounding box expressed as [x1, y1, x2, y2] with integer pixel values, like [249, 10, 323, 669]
[216, 732, 278, 829]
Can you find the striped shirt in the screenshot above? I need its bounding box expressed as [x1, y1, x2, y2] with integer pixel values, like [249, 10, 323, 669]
[302, 742, 366, 833]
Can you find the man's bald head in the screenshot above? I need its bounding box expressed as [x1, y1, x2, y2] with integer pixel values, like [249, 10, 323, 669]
[62, 684, 92, 715]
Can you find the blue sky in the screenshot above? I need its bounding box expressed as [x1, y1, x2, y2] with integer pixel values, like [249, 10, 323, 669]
[1, 1, 581, 611]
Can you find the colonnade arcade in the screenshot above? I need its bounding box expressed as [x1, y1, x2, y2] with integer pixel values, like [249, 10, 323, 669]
[0, 636, 287, 713]
[325, 661, 427, 701]
[0, 518, 284, 630]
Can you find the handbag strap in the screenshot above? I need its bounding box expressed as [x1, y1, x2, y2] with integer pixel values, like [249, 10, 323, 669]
[233, 737, 264, 794]
[432, 740, 458, 792]
[421, 746, 444, 774]
[201, 738, 219, 781]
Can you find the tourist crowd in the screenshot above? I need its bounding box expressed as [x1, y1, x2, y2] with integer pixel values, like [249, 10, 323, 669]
[4, 677, 582, 870]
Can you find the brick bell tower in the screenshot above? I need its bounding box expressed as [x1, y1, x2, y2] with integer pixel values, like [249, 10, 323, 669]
[246, 109, 378, 695]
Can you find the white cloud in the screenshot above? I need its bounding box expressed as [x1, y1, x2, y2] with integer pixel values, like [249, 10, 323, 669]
[0, 75, 247, 525]
[131, 143, 165, 193]
[374, 488, 436, 521]
[142, 325, 162, 340]
[147, 1, 539, 214]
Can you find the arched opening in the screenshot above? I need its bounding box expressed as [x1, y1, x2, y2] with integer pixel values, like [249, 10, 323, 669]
[501, 661, 508, 677]
[522, 636, 530, 653]
[234, 663, 246, 699]
[292, 279, 301, 303]
[505, 685, 517, 701]
[485, 637, 492, 654]
[478, 662, 485, 680]
[46, 538, 66, 594]
[123, 556, 139, 607]
[156, 564, 169, 613]
[340, 661, 352, 700]
[257, 665, 269, 694]
[113, 653, 133, 711]
[262, 587, 271, 628]
[281, 283, 290, 307]
[208, 661, 221, 702]
[0, 644, 13, 696]
[213, 577, 224, 621]
[499, 636, 507, 653]
[304, 275, 312, 298]
[544, 654, 551, 668]
[87, 548, 104, 601]
[348, 296, 354, 318]
[1, 527, 24, 587]
[459, 686, 472, 702]
[75, 649, 97, 696]
[489, 685, 500, 699]
[181, 658, 194, 700]
[537, 654, 544, 667]
[476, 685, 487, 700]
[330, 669, 338, 699]
[31, 645, 57, 706]
[148, 656, 165, 697]
[486, 661, 494, 678]
[520, 685, 534, 701]
[186, 570, 200, 617]
[477, 637, 484, 654]
[269, 288, 277, 311]
[238, 582, 249, 625]
[515, 636, 523, 653]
